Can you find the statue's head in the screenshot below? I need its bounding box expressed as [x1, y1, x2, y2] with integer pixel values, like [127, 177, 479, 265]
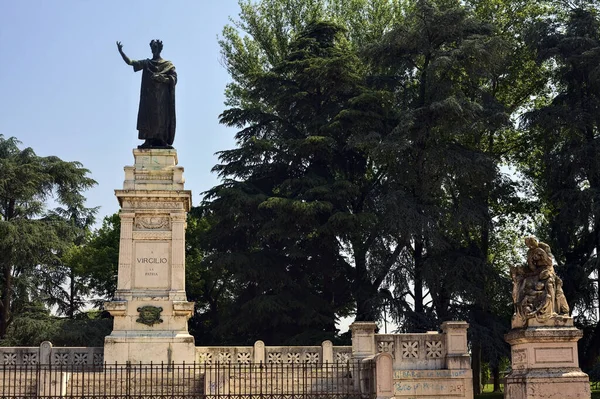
[524, 236, 554, 271]
[150, 39, 163, 57]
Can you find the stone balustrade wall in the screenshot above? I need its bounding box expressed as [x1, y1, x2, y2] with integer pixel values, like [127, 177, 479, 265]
[375, 332, 445, 370]
[352, 321, 473, 399]
[0, 321, 473, 398]
[194, 340, 352, 365]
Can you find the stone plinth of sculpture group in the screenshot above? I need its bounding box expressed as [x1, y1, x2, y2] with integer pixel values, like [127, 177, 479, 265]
[505, 238, 590, 399]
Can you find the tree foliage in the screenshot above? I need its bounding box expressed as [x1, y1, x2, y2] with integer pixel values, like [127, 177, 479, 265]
[0, 136, 96, 338]
[205, 21, 373, 344]
[201, 0, 600, 391]
[520, 5, 600, 369]
[5, 0, 600, 386]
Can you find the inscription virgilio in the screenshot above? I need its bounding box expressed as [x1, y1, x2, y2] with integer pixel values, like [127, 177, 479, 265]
[134, 242, 170, 289]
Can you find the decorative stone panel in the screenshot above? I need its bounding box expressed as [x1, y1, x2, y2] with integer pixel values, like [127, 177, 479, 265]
[237, 352, 251, 365]
[305, 353, 319, 363]
[218, 352, 232, 363]
[335, 352, 350, 364]
[3, 353, 17, 365]
[53, 353, 69, 365]
[401, 341, 418, 358]
[93, 353, 104, 366]
[286, 353, 301, 364]
[73, 353, 88, 365]
[198, 352, 213, 364]
[425, 341, 443, 358]
[267, 352, 282, 364]
[378, 341, 394, 357]
[22, 353, 38, 365]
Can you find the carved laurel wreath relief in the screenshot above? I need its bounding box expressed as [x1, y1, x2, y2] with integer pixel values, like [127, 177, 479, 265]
[135, 216, 170, 230]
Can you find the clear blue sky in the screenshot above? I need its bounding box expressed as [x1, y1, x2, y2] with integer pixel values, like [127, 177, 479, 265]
[0, 1, 242, 224]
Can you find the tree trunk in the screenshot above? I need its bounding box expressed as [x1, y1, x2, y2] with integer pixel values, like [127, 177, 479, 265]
[472, 341, 482, 395]
[354, 245, 378, 321]
[0, 263, 12, 338]
[68, 270, 76, 319]
[413, 240, 424, 316]
[492, 364, 501, 392]
[581, 320, 600, 370]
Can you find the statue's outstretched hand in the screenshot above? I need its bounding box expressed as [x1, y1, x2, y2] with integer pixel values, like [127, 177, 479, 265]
[117, 41, 132, 65]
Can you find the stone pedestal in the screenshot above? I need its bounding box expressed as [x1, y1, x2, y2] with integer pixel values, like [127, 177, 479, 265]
[505, 321, 590, 399]
[442, 321, 471, 370]
[104, 149, 195, 364]
[350, 322, 378, 360]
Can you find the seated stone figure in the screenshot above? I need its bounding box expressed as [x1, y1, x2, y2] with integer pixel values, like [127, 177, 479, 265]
[510, 237, 570, 328]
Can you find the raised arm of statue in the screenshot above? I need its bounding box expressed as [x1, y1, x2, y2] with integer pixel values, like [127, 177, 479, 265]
[117, 41, 133, 66]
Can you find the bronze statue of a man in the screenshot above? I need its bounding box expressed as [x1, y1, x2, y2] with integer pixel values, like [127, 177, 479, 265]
[117, 40, 177, 148]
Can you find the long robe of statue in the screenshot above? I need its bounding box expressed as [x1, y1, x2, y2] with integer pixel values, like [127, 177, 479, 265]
[117, 39, 177, 148]
[132, 58, 177, 146]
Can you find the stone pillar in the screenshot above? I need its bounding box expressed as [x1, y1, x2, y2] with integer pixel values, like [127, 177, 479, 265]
[441, 321, 470, 370]
[104, 149, 195, 364]
[254, 340, 265, 363]
[39, 341, 52, 365]
[373, 352, 394, 399]
[322, 340, 333, 364]
[350, 321, 377, 361]
[37, 341, 69, 397]
[116, 212, 134, 292]
[504, 323, 590, 399]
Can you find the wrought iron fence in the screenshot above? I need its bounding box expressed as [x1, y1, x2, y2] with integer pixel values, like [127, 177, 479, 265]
[0, 360, 373, 399]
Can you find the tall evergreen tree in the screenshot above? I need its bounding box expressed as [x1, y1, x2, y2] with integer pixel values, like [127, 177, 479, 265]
[0, 136, 96, 337]
[205, 21, 385, 343]
[209, 0, 424, 339]
[219, 0, 403, 109]
[207, 0, 527, 351]
[365, 0, 512, 325]
[522, 6, 600, 369]
[365, 1, 524, 391]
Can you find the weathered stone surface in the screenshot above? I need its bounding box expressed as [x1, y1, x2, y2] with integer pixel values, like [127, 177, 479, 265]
[104, 149, 194, 364]
[510, 237, 570, 329]
[351, 321, 473, 398]
[505, 238, 590, 398]
[505, 369, 590, 399]
[505, 327, 590, 398]
[350, 322, 377, 361]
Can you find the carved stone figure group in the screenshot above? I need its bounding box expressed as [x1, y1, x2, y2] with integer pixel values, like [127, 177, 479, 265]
[510, 237, 570, 327]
